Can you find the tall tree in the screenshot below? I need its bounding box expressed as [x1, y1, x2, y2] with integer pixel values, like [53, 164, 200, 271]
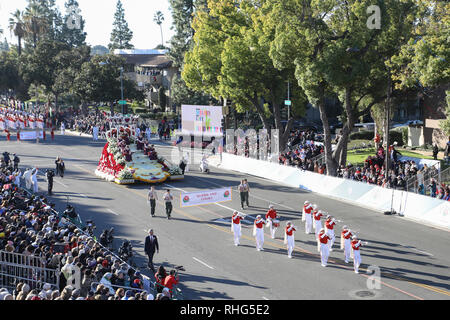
[109, 0, 134, 51]
[268, 0, 421, 174]
[153, 11, 165, 47]
[183, 0, 306, 148]
[23, 0, 60, 48]
[167, 0, 209, 107]
[20, 39, 70, 108]
[59, 0, 87, 47]
[9, 10, 26, 56]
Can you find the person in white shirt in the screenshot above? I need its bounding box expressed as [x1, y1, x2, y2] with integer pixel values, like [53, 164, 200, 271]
[163, 189, 173, 219]
[148, 186, 158, 217]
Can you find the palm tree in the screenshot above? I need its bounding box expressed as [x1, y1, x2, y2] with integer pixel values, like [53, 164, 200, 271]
[23, 2, 48, 48]
[153, 11, 165, 47]
[9, 10, 26, 56]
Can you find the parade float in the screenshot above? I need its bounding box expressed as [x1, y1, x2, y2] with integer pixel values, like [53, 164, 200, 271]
[95, 125, 184, 185]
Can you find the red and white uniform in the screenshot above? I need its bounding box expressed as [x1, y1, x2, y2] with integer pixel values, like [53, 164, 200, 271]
[253, 218, 266, 251]
[302, 204, 312, 221]
[351, 239, 362, 273]
[284, 225, 296, 258]
[340, 229, 353, 263]
[265, 209, 278, 239]
[231, 213, 243, 246]
[325, 218, 336, 250]
[303, 204, 313, 234]
[318, 230, 330, 267]
[313, 210, 323, 237]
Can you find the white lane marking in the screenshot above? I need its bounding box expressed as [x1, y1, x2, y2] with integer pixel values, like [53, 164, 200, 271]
[108, 209, 119, 216]
[193, 257, 214, 270]
[402, 245, 434, 257]
[262, 296, 269, 300]
[79, 193, 88, 198]
[54, 180, 69, 188]
[189, 175, 297, 211]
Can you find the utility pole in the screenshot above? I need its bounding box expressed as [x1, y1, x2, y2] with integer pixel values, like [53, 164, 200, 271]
[287, 80, 290, 119]
[385, 62, 392, 177]
[120, 67, 124, 115]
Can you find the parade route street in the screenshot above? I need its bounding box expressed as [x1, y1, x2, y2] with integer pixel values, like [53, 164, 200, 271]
[2, 132, 449, 300]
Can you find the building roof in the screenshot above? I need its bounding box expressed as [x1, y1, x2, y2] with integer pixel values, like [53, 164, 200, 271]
[115, 49, 173, 69]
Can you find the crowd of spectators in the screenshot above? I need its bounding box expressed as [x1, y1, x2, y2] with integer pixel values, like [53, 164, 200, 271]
[278, 129, 325, 173]
[0, 151, 176, 300]
[65, 113, 111, 137]
[335, 143, 448, 199]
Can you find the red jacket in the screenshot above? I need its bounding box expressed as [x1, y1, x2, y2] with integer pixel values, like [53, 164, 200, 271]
[232, 214, 242, 224]
[163, 275, 178, 290]
[265, 209, 277, 220]
[351, 240, 361, 251]
[285, 226, 296, 236]
[318, 232, 330, 244]
[303, 205, 312, 214]
[325, 219, 335, 230]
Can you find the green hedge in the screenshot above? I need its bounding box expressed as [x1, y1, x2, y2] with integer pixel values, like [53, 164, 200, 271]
[349, 129, 404, 146]
[349, 130, 374, 140]
[133, 107, 148, 114]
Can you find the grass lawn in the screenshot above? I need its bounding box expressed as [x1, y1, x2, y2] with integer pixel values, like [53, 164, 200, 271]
[347, 148, 435, 166]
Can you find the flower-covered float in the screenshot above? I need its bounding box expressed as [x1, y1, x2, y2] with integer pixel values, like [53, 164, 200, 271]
[95, 127, 183, 184]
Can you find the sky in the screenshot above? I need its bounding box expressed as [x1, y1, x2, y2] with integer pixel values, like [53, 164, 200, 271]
[0, 0, 175, 49]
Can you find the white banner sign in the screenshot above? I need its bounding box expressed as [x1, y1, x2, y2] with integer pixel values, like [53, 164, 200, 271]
[19, 131, 44, 140]
[180, 187, 232, 208]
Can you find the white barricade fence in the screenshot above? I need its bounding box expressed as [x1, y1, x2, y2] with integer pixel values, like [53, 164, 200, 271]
[19, 131, 44, 140]
[213, 153, 450, 230]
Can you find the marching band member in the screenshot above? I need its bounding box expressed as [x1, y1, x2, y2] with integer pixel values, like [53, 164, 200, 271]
[340, 226, 353, 263]
[351, 235, 368, 274]
[265, 205, 279, 239]
[231, 211, 243, 246]
[284, 221, 296, 258]
[253, 215, 266, 251]
[313, 210, 324, 239]
[303, 202, 314, 234]
[302, 201, 311, 222]
[318, 228, 331, 267]
[325, 215, 337, 251]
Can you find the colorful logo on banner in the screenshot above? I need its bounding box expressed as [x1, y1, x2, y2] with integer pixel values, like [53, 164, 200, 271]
[183, 196, 190, 203]
[224, 190, 230, 198]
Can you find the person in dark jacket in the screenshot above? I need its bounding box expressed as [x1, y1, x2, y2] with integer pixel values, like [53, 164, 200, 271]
[433, 144, 439, 160]
[144, 229, 159, 273]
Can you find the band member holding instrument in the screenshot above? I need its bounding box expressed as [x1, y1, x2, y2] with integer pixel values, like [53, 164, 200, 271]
[253, 215, 266, 251]
[303, 202, 314, 234]
[318, 228, 331, 267]
[265, 205, 279, 239]
[351, 235, 368, 274]
[284, 221, 296, 259]
[340, 226, 353, 263]
[325, 215, 337, 251]
[231, 211, 244, 246]
[313, 209, 324, 239]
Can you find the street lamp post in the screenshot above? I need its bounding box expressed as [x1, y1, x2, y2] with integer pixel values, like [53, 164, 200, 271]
[120, 66, 124, 115]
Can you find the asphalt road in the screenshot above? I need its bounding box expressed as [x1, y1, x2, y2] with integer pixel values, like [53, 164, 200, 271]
[1, 132, 449, 300]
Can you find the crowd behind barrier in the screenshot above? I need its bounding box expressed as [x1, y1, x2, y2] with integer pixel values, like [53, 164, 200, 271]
[224, 128, 446, 202]
[0, 151, 183, 300]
